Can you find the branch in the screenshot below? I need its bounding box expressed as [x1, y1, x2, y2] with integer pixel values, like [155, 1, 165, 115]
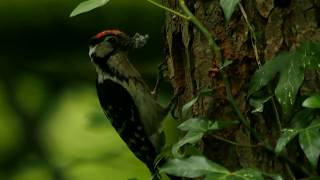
[211, 134, 259, 148]
[146, 0, 190, 20]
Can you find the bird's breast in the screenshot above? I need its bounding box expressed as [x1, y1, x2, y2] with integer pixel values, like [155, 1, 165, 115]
[96, 79, 158, 169]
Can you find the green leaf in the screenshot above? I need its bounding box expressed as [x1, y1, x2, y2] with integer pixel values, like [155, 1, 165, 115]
[219, 0, 240, 22]
[178, 118, 238, 132]
[232, 169, 264, 180]
[205, 173, 228, 180]
[297, 42, 320, 70]
[172, 131, 204, 157]
[182, 89, 212, 118]
[306, 176, 320, 180]
[302, 94, 320, 109]
[249, 95, 272, 113]
[220, 59, 233, 70]
[248, 53, 290, 96]
[198, 89, 214, 97]
[290, 109, 314, 129]
[206, 169, 265, 180]
[70, 0, 110, 17]
[275, 128, 299, 154]
[182, 97, 198, 117]
[261, 172, 283, 180]
[298, 119, 320, 168]
[275, 54, 305, 114]
[160, 156, 229, 178]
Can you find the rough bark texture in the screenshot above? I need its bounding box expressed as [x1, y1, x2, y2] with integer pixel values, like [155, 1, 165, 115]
[163, 0, 320, 178]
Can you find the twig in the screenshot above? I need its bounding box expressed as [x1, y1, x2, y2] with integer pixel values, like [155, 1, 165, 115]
[238, 3, 261, 67]
[146, 0, 190, 20]
[211, 134, 259, 148]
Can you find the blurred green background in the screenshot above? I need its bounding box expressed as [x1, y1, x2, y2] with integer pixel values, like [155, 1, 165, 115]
[0, 0, 167, 179]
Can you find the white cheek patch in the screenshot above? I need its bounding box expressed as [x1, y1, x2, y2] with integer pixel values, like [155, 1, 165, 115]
[89, 46, 96, 59]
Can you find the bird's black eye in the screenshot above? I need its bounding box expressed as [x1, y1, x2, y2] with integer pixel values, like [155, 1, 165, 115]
[106, 36, 117, 44]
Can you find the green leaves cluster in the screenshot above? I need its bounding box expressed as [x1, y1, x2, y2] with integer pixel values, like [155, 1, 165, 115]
[160, 156, 281, 180]
[248, 42, 320, 114]
[172, 118, 238, 157]
[248, 42, 320, 170]
[166, 90, 279, 179]
[174, 89, 238, 157]
[275, 96, 320, 169]
[275, 118, 320, 168]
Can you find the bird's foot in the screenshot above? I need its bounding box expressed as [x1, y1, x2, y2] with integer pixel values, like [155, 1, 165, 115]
[151, 62, 168, 99]
[167, 87, 185, 119]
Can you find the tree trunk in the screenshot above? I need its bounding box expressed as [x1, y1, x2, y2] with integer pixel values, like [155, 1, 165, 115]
[163, 0, 320, 178]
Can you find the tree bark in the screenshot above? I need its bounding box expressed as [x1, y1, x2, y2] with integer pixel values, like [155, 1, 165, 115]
[163, 0, 320, 178]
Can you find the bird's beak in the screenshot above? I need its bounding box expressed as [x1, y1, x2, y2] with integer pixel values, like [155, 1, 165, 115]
[89, 46, 96, 60]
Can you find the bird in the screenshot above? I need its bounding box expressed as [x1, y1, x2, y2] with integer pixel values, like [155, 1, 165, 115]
[88, 29, 178, 179]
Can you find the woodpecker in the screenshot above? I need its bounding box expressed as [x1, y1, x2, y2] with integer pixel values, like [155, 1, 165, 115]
[88, 29, 169, 175]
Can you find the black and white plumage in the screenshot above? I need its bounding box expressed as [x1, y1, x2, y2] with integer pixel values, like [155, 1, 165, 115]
[88, 29, 167, 173]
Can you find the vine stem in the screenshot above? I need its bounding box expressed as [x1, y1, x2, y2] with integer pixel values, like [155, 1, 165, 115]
[211, 134, 259, 148]
[238, 3, 261, 67]
[146, 0, 190, 20]
[222, 73, 261, 139]
[177, 0, 222, 66]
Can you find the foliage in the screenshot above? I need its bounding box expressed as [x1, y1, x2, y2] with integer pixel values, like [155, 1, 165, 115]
[303, 94, 320, 109]
[219, 0, 240, 22]
[220, 59, 233, 70]
[248, 42, 320, 115]
[181, 89, 212, 118]
[172, 118, 238, 157]
[275, 119, 320, 168]
[160, 156, 281, 180]
[249, 95, 272, 113]
[248, 42, 320, 170]
[70, 0, 110, 17]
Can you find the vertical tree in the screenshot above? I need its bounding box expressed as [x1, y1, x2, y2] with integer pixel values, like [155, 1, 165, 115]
[161, 0, 320, 179]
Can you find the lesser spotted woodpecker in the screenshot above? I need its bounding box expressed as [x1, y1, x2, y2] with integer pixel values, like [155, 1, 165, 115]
[88, 29, 170, 175]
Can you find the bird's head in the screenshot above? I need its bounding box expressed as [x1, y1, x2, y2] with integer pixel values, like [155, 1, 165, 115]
[89, 29, 129, 60]
[88, 29, 149, 65]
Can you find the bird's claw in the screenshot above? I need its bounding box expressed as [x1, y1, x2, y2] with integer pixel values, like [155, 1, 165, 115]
[151, 62, 168, 99]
